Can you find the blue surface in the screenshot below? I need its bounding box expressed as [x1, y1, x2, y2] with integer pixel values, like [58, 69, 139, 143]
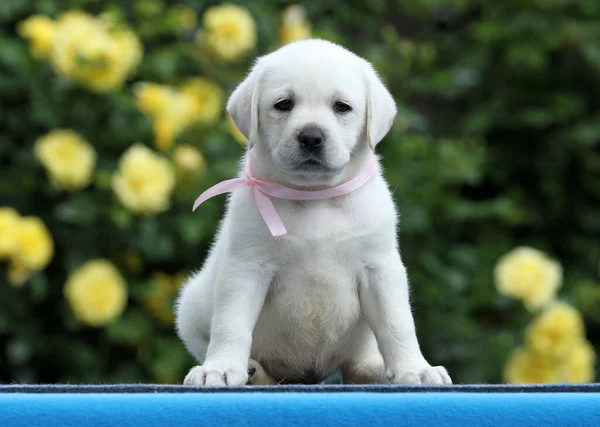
[1, 385, 599, 427]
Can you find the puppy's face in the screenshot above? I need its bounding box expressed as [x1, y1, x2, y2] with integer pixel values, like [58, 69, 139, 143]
[258, 58, 367, 176]
[227, 40, 397, 185]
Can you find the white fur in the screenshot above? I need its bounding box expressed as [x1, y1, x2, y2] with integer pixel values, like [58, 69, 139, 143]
[176, 39, 451, 386]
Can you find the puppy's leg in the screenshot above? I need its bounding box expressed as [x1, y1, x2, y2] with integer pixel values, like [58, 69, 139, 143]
[341, 320, 387, 384]
[183, 262, 273, 386]
[177, 277, 274, 385]
[360, 252, 452, 385]
[176, 272, 212, 365]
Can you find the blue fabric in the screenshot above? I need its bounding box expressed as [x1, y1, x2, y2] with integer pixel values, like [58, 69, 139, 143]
[1, 385, 599, 427]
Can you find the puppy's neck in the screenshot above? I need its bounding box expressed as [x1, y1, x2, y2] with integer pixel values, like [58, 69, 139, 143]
[247, 145, 372, 190]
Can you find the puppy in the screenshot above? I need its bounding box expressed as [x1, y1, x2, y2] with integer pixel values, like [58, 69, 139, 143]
[176, 39, 451, 386]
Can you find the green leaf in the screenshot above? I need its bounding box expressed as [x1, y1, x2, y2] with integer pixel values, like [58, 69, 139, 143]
[54, 194, 99, 225]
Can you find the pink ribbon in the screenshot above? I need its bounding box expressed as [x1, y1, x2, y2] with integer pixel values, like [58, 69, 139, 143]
[193, 152, 376, 237]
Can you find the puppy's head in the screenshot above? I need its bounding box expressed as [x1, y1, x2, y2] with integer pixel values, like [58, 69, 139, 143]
[227, 39, 396, 185]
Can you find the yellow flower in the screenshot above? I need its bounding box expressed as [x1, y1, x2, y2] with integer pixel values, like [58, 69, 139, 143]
[172, 4, 197, 32]
[112, 144, 176, 215]
[525, 301, 585, 360]
[180, 77, 224, 124]
[173, 144, 206, 173]
[152, 95, 197, 150]
[504, 341, 597, 385]
[65, 259, 127, 327]
[280, 5, 311, 45]
[563, 339, 596, 383]
[34, 129, 97, 190]
[134, 82, 174, 119]
[198, 3, 256, 61]
[17, 15, 56, 58]
[135, 79, 222, 150]
[1, 210, 52, 286]
[504, 346, 562, 384]
[7, 261, 31, 288]
[153, 117, 179, 151]
[0, 207, 21, 258]
[226, 112, 247, 144]
[50, 10, 142, 92]
[135, 82, 198, 150]
[12, 216, 54, 272]
[494, 246, 562, 310]
[144, 272, 185, 325]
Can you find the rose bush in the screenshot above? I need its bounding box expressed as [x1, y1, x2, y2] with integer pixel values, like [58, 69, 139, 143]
[1, 0, 598, 384]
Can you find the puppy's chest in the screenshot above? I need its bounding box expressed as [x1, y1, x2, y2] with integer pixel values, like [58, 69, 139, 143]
[267, 199, 378, 309]
[265, 237, 363, 329]
[273, 197, 372, 240]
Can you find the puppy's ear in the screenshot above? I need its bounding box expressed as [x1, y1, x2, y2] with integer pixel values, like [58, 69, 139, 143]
[363, 62, 397, 150]
[226, 61, 263, 149]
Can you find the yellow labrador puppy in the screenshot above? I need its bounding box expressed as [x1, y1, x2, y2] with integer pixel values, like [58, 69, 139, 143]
[176, 39, 451, 386]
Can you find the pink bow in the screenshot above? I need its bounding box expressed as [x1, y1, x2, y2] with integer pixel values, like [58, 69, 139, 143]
[193, 152, 376, 237]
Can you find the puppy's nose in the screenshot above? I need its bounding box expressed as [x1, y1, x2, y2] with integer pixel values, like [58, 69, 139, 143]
[297, 127, 325, 152]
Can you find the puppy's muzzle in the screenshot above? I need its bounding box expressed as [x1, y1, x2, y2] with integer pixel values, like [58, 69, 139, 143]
[297, 126, 325, 152]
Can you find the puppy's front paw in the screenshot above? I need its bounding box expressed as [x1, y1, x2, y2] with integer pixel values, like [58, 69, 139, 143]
[388, 364, 452, 385]
[184, 364, 248, 386]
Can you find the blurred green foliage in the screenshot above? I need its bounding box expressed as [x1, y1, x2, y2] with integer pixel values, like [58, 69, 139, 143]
[1, 0, 599, 384]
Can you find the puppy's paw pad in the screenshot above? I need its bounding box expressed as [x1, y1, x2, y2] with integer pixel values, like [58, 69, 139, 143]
[392, 365, 452, 385]
[183, 365, 248, 386]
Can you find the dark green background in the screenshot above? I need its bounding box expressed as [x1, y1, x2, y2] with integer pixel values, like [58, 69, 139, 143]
[1, 0, 599, 384]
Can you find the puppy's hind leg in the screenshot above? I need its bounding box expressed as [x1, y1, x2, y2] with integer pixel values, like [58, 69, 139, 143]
[175, 272, 212, 365]
[341, 319, 387, 384]
[247, 359, 277, 385]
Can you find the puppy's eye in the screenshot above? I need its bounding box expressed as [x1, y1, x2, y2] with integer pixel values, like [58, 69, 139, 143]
[333, 101, 352, 113]
[274, 99, 294, 112]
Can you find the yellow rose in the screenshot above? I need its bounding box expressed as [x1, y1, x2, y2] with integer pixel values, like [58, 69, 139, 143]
[198, 3, 256, 61]
[280, 5, 311, 45]
[134, 82, 174, 118]
[135, 80, 222, 149]
[504, 347, 562, 384]
[50, 11, 142, 92]
[504, 341, 597, 384]
[65, 259, 127, 326]
[173, 144, 206, 173]
[112, 144, 176, 215]
[280, 25, 311, 46]
[12, 216, 54, 272]
[17, 15, 56, 58]
[135, 82, 198, 150]
[109, 28, 144, 80]
[494, 246, 562, 310]
[180, 77, 224, 124]
[226, 112, 247, 144]
[34, 129, 97, 190]
[172, 4, 197, 32]
[7, 262, 31, 288]
[144, 272, 185, 325]
[153, 97, 198, 150]
[153, 117, 179, 152]
[563, 339, 596, 383]
[525, 301, 585, 360]
[0, 207, 21, 258]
